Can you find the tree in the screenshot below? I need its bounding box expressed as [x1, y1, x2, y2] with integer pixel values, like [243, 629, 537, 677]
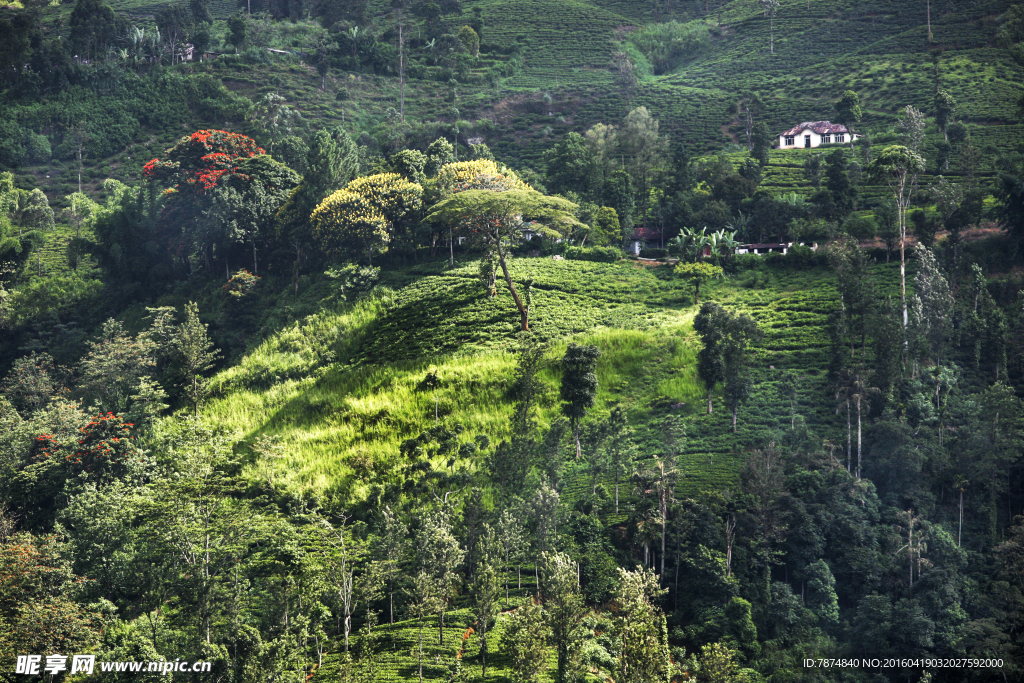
[502, 599, 549, 683]
[619, 107, 668, 228]
[834, 90, 862, 150]
[276, 128, 359, 285]
[869, 145, 926, 338]
[77, 319, 160, 417]
[675, 261, 723, 307]
[874, 199, 900, 262]
[802, 153, 823, 189]
[470, 526, 500, 678]
[614, 566, 670, 683]
[896, 105, 927, 154]
[415, 509, 464, 646]
[368, 506, 408, 625]
[21, 189, 54, 231]
[694, 301, 729, 414]
[758, 0, 780, 55]
[560, 343, 600, 460]
[312, 174, 423, 263]
[174, 302, 220, 417]
[425, 189, 582, 330]
[737, 92, 764, 152]
[496, 508, 529, 605]
[425, 138, 456, 177]
[210, 155, 300, 275]
[722, 310, 762, 431]
[605, 406, 636, 514]
[69, 0, 125, 62]
[408, 571, 442, 683]
[544, 132, 597, 198]
[144, 130, 266, 272]
[156, 4, 193, 64]
[247, 94, 302, 154]
[751, 121, 772, 166]
[823, 148, 857, 221]
[934, 90, 956, 141]
[542, 552, 587, 683]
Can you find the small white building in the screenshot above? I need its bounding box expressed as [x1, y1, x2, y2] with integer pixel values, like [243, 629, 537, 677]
[778, 121, 859, 149]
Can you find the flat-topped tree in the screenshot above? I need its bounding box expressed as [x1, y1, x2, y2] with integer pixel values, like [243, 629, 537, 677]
[425, 188, 582, 331]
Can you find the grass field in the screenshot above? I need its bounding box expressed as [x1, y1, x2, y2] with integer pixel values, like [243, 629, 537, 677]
[192, 255, 884, 504]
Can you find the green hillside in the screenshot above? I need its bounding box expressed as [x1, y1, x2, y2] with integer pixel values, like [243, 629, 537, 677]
[2, 0, 1024, 681]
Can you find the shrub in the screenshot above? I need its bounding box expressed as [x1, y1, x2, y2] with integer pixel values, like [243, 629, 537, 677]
[564, 246, 621, 263]
[731, 254, 764, 271]
[639, 248, 668, 259]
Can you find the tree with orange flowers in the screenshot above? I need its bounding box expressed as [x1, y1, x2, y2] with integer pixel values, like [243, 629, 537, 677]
[144, 130, 298, 273]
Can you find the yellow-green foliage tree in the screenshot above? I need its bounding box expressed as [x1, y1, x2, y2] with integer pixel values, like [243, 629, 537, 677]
[311, 173, 422, 261]
[311, 190, 389, 262]
[435, 159, 530, 196]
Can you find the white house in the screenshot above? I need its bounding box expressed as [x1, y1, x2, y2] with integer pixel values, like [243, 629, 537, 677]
[778, 121, 859, 149]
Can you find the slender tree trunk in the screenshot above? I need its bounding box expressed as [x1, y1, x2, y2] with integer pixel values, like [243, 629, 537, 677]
[418, 616, 423, 683]
[496, 243, 529, 330]
[252, 242, 258, 275]
[927, 0, 932, 42]
[398, 17, 405, 120]
[846, 399, 851, 472]
[856, 396, 862, 479]
[660, 501, 667, 577]
[958, 488, 963, 547]
[732, 404, 738, 432]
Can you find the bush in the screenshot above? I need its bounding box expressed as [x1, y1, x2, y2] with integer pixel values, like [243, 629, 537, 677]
[731, 254, 764, 271]
[564, 246, 621, 263]
[639, 248, 668, 259]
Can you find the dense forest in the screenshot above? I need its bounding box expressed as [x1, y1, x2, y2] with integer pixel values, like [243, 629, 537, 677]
[1, 0, 1024, 681]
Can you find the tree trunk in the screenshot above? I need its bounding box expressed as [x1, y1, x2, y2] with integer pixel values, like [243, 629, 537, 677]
[958, 488, 963, 547]
[846, 399, 851, 472]
[496, 243, 529, 331]
[732, 404, 737, 432]
[706, 387, 713, 414]
[418, 617, 424, 683]
[926, 0, 932, 43]
[855, 396, 862, 479]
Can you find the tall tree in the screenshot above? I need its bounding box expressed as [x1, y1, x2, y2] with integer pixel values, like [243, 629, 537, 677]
[758, 0, 780, 55]
[425, 189, 583, 330]
[560, 343, 600, 460]
[694, 301, 729, 414]
[618, 107, 668, 229]
[174, 302, 220, 417]
[470, 526, 501, 678]
[869, 145, 926, 340]
[834, 90, 862, 150]
[721, 309, 763, 431]
[502, 598, 549, 683]
[415, 509, 464, 646]
[542, 552, 587, 683]
[614, 566, 671, 683]
[934, 90, 957, 141]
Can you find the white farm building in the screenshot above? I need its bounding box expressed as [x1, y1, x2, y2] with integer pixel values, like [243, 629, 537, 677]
[778, 121, 860, 149]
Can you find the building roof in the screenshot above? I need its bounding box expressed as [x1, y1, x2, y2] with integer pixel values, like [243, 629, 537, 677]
[630, 227, 662, 240]
[780, 121, 853, 137]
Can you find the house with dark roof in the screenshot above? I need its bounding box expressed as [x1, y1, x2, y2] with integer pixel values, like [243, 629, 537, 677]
[627, 227, 663, 255]
[778, 121, 860, 149]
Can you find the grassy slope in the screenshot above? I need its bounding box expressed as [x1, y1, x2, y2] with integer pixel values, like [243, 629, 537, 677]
[194, 256, 903, 504]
